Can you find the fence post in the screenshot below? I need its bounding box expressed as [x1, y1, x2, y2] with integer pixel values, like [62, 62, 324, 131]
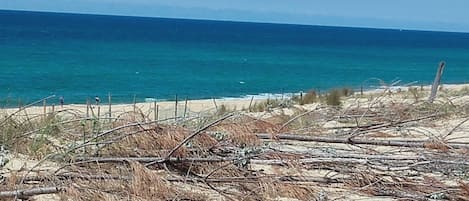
[43, 99, 46, 118]
[183, 97, 188, 118]
[248, 96, 254, 112]
[153, 101, 157, 121]
[133, 94, 137, 113]
[86, 99, 90, 118]
[213, 98, 218, 112]
[428, 61, 445, 103]
[174, 94, 178, 119]
[108, 92, 112, 120]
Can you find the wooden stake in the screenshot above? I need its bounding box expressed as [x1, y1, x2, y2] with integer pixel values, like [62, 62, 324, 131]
[97, 103, 100, 118]
[428, 61, 445, 103]
[248, 96, 254, 112]
[51, 104, 55, 114]
[133, 94, 137, 113]
[86, 99, 90, 118]
[82, 125, 86, 154]
[174, 94, 178, 119]
[153, 101, 157, 121]
[156, 104, 159, 121]
[108, 92, 112, 119]
[183, 97, 188, 118]
[43, 99, 46, 117]
[212, 98, 218, 112]
[300, 92, 303, 103]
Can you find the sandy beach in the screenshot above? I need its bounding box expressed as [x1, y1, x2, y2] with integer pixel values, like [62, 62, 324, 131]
[2, 83, 468, 120]
[1, 96, 267, 121]
[1, 82, 469, 201]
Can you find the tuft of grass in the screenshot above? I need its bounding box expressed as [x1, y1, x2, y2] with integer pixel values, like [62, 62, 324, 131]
[323, 87, 353, 106]
[292, 90, 318, 105]
[408, 87, 424, 102]
[216, 104, 233, 116]
[291, 87, 353, 106]
[325, 89, 342, 106]
[250, 99, 291, 112]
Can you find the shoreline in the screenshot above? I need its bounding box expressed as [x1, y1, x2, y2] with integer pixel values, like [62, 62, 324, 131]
[1, 83, 468, 119]
[2, 81, 468, 108]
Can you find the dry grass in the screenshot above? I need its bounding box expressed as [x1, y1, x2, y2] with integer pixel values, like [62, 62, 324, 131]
[1, 86, 469, 201]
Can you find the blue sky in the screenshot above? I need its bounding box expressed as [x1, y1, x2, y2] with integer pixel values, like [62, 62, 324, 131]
[2, 0, 469, 32]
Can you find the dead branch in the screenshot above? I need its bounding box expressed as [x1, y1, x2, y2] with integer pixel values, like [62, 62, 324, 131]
[73, 156, 238, 164]
[146, 113, 234, 166]
[257, 133, 469, 149]
[0, 187, 65, 198]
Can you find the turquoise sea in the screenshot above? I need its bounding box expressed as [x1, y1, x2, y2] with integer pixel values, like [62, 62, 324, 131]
[0, 10, 468, 105]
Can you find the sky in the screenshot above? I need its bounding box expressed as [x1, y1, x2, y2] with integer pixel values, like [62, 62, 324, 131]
[2, 0, 469, 32]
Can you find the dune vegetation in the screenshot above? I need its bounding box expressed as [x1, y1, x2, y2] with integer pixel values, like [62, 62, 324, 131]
[1, 84, 469, 200]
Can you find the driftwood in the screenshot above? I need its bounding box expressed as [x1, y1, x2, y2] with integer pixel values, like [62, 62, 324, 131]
[2, 88, 468, 201]
[74, 156, 368, 165]
[256, 133, 469, 149]
[73, 156, 469, 167]
[0, 187, 65, 198]
[146, 113, 234, 166]
[428, 61, 445, 103]
[20, 174, 338, 184]
[74, 157, 237, 164]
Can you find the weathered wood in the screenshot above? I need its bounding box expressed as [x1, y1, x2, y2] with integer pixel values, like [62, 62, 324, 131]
[108, 92, 112, 119]
[0, 187, 64, 198]
[86, 99, 90, 118]
[43, 99, 46, 117]
[22, 174, 337, 184]
[212, 97, 218, 111]
[73, 156, 469, 166]
[248, 96, 254, 112]
[170, 176, 338, 184]
[133, 94, 137, 113]
[152, 113, 234, 165]
[183, 97, 188, 118]
[256, 133, 469, 149]
[156, 104, 159, 121]
[428, 61, 445, 103]
[174, 94, 178, 119]
[75, 157, 238, 163]
[153, 101, 157, 120]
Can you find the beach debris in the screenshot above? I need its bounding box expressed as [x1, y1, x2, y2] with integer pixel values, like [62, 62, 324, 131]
[0, 86, 468, 200]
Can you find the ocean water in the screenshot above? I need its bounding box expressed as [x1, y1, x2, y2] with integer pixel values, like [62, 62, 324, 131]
[0, 10, 469, 105]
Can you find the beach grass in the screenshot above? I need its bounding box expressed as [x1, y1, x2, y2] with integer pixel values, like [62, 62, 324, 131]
[1, 83, 469, 200]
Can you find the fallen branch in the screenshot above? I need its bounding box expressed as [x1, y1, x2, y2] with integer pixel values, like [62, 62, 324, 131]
[257, 133, 469, 149]
[146, 113, 234, 166]
[0, 187, 65, 198]
[21, 174, 338, 184]
[74, 157, 238, 164]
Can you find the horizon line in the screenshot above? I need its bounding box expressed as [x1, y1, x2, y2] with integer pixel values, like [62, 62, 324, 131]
[2, 9, 469, 34]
